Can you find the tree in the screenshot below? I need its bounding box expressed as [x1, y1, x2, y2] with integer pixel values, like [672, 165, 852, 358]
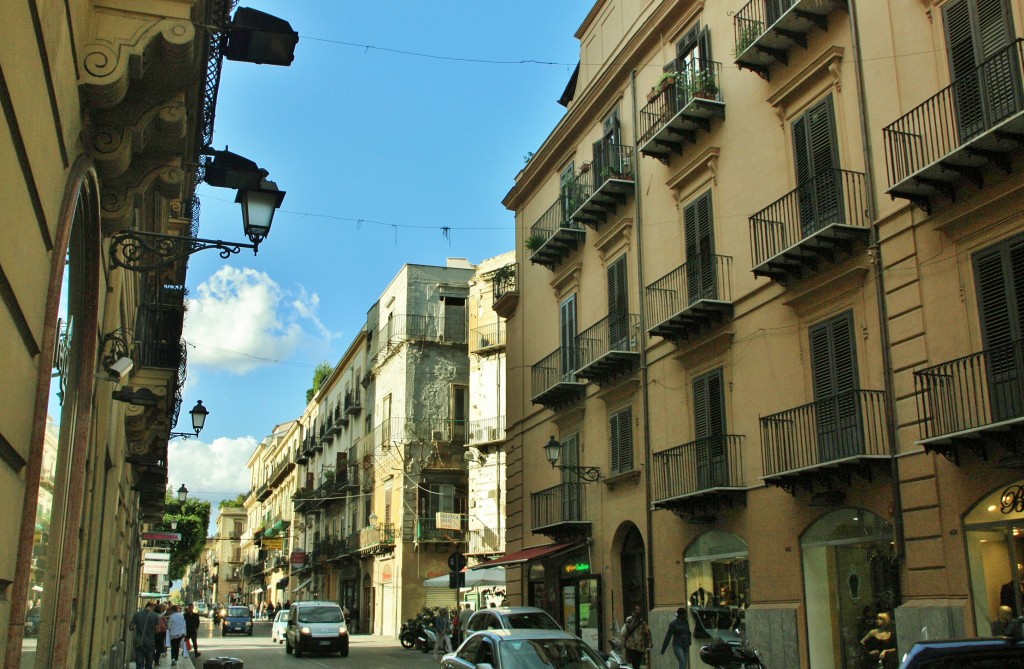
[161, 492, 212, 581]
[306, 361, 332, 404]
[218, 493, 247, 509]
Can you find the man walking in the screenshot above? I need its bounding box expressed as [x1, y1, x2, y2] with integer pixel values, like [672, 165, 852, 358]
[184, 604, 202, 658]
[129, 601, 160, 669]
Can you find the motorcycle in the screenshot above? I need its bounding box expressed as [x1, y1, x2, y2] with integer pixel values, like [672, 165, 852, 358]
[414, 620, 436, 654]
[699, 641, 766, 669]
[605, 637, 632, 669]
[400, 619, 416, 649]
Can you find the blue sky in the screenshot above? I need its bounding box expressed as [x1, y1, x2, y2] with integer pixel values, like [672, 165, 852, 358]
[168, 3, 588, 529]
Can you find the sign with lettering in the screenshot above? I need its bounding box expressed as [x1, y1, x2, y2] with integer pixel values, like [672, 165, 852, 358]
[143, 561, 169, 575]
[142, 532, 181, 541]
[290, 551, 306, 565]
[563, 562, 591, 575]
[436, 512, 462, 531]
[143, 551, 171, 561]
[263, 538, 283, 550]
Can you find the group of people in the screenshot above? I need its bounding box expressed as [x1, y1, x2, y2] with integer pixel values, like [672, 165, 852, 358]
[129, 601, 202, 669]
[254, 600, 282, 620]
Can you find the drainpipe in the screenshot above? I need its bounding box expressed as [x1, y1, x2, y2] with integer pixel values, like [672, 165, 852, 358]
[629, 68, 657, 610]
[848, 0, 906, 562]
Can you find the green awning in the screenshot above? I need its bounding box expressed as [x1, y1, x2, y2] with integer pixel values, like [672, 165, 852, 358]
[264, 519, 290, 537]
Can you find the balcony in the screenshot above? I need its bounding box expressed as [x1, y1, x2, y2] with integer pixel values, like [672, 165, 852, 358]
[531, 348, 586, 409]
[760, 389, 890, 494]
[308, 434, 323, 455]
[256, 483, 272, 502]
[471, 322, 506, 354]
[531, 482, 591, 540]
[371, 313, 468, 369]
[527, 198, 586, 270]
[653, 435, 746, 520]
[344, 389, 362, 416]
[296, 444, 308, 465]
[467, 417, 505, 446]
[491, 263, 519, 318]
[570, 142, 636, 229]
[575, 314, 641, 384]
[328, 405, 344, 435]
[914, 339, 1024, 464]
[353, 522, 396, 556]
[269, 456, 295, 487]
[319, 420, 333, 445]
[733, 0, 846, 81]
[646, 255, 734, 343]
[884, 39, 1024, 214]
[639, 61, 725, 162]
[416, 515, 467, 543]
[749, 169, 870, 284]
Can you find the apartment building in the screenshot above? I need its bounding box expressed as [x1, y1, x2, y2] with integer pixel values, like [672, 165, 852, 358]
[501, 1, 1024, 668]
[212, 507, 247, 605]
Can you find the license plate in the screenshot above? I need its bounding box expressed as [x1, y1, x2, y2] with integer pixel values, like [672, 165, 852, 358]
[319, 641, 331, 646]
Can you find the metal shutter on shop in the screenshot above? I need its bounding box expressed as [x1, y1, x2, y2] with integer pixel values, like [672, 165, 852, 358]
[425, 586, 458, 609]
[381, 584, 395, 637]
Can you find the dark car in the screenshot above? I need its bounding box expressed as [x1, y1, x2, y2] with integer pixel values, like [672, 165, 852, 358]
[899, 636, 1024, 668]
[221, 605, 253, 636]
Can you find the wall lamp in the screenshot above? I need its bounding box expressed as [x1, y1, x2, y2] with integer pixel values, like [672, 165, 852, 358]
[543, 436, 602, 483]
[223, 8, 299, 66]
[109, 148, 285, 272]
[170, 400, 209, 440]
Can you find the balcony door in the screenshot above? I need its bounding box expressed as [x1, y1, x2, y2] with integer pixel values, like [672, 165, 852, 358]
[593, 109, 622, 181]
[607, 255, 630, 351]
[974, 235, 1024, 422]
[561, 434, 582, 522]
[561, 161, 579, 220]
[944, 0, 1019, 142]
[793, 96, 842, 237]
[694, 369, 727, 489]
[684, 191, 717, 305]
[810, 312, 862, 463]
[560, 295, 578, 382]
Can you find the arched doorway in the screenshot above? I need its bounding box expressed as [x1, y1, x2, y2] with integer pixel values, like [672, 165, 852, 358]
[620, 524, 647, 618]
[965, 481, 1024, 636]
[802, 508, 897, 669]
[684, 530, 749, 669]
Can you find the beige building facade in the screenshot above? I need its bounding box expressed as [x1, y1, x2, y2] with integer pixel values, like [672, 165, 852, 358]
[501, 1, 1024, 668]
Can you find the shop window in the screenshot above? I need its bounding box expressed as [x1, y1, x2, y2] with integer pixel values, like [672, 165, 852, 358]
[685, 530, 749, 649]
[966, 481, 1024, 636]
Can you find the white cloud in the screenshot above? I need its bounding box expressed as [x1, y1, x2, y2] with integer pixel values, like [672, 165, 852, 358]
[168, 435, 257, 532]
[183, 267, 335, 373]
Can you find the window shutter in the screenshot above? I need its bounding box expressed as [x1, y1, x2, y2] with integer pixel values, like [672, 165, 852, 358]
[610, 409, 633, 473]
[685, 192, 717, 302]
[607, 256, 629, 350]
[561, 434, 580, 486]
[810, 312, 858, 400]
[793, 97, 840, 234]
[975, 237, 1024, 349]
[560, 295, 578, 379]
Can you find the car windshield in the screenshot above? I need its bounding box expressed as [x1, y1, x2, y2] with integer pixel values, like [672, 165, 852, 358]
[499, 638, 605, 669]
[275, 611, 288, 622]
[227, 607, 249, 617]
[505, 613, 561, 630]
[298, 607, 343, 623]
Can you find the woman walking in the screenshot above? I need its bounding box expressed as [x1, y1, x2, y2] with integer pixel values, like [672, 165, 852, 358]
[622, 604, 652, 669]
[660, 607, 692, 669]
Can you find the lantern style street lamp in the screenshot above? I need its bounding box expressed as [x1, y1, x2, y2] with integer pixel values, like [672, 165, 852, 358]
[177, 484, 189, 503]
[543, 435, 602, 482]
[170, 400, 209, 440]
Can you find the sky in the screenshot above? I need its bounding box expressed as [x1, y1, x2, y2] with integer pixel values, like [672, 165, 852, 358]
[168, 3, 589, 531]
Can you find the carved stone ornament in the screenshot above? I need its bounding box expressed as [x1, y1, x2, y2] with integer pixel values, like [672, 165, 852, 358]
[100, 163, 185, 231]
[87, 97, 188, 180]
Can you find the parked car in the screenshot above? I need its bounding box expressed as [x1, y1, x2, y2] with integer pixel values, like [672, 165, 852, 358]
[221, 605, 253, 636]
[271, 609, 288, 644]
[285, 600, 349, 657]
[464, 606, 561, 635]
[898, 635, 1024, 668]
[194, 601, 209, 618]
[442, 629, 606, 669]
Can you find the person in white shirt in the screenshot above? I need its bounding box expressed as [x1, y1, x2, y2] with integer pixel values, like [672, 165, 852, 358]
[166, 605, 188, 666]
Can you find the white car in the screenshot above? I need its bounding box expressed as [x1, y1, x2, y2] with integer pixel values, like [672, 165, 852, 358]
[272, 610, 288, 644]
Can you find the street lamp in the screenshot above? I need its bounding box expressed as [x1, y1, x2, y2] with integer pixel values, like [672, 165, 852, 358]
[177, 484, 189, 503]
[368, 512, 379, 527]
[170, 400, 210, 440]
[543, 435, 602, 482]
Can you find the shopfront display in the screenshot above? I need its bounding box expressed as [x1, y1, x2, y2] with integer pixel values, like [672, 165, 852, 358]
[685, 530, 750, 669]
[965, 481, 1024, 636]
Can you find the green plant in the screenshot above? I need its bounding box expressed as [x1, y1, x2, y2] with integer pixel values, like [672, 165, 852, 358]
[525, 233, 546, 251]
[735, 20, 763, 57]
[687, 69, 718, 97]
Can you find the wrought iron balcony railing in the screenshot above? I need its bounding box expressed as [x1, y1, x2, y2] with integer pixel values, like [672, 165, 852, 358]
[733, 0, 844, 80]
[760, 389, 890, 482]
[471, 321, 506, 352]
[531, 348, 586, 408]
[531, 482, 589, 534]
[355, 522, 396, 554]
[915, 339, 1024, 444]
[528, 198, 586, 270]
[639, 60, 724, 161]
[646, 254, 734, 342]
[884, 38, 1024, 213]
[575, 313, 641, 383]
[344, 389, 362, 415]
[467, 416, 505, 445]
[416, 515, 467, 542]
[371, 313, 468, 368]
[653, 435, 745, 504]
[749, 169, 870, 283]
[491, 263, 520, 318]
[570, 142, 635, 229]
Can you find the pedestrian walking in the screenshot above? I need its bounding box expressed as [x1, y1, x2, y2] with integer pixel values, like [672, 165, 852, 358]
[660, 607, 692, 669]
[433, 606, 453, 659]
[167, 605, 186, 665]
[129, 601, 161, 669]
[152, 603, 168, 663]
[348, 603, 359, 634]
[622, 604, 653, 669]
[184, 604, 201, 658]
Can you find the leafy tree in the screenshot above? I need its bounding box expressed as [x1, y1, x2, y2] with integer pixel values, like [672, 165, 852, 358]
[161, 492, 212, 581]
[218, 493, 247, 509]
[306, 361, 332, 404]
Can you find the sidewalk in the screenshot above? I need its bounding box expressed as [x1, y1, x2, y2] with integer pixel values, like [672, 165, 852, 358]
[129, 652, 196, 669]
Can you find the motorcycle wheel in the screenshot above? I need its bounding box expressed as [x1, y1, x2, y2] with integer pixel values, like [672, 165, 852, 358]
[420, 640, 432, 654]
[401, 632, 415, 649]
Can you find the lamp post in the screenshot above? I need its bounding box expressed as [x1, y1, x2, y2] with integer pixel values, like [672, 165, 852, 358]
[543, 435, 602, 482]
[177, 484, 189, 503]
[170, 400, 209, 440]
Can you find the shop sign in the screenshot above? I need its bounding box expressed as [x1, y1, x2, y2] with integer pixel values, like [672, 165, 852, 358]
[142, 532, 181, 541]
[563, 562, 591, 575]
[382, 562, 393, 583]
[143, 551, 171, 561]
[290, 551, 306, 565]
[436, 512, 462, 531]
[143, 561, 169, 575]
[263, 538, 283, 550]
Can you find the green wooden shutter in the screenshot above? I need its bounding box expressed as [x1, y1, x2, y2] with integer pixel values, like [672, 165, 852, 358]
[694, 369, 727, 488]
[560, 295, 577, 380]
[793, 96, 841, 236]
[561, 434, 581, 520]
[560, 161, 577, 221]
[974, 236, 1024, 420]
[684, 192, 716, 303]
[607, 255, 629, 350]
[610, 408, 633, 474]
[810, 312, 860, 461]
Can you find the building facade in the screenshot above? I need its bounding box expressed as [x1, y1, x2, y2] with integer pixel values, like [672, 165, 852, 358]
[212, 507, 247, 607]
[501, 1, 1024, 668]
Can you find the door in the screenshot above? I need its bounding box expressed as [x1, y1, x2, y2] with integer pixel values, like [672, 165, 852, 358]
[451, 385, 468, 442]
[561, 161, 579, 220]
[594, 109, 622, 181]
[810, 312, 862, 462]
[694, 369, 728, 489]
[607, 255, 630, 351]
[793, 96, 842, 237]
[944, 0, 1019, 142]
[674, 23, 713, 104]
[974, 236, 1024, 422]
[684, 192, 717, 305]
[560, 295, 578, 381]
[443, 296, 467, 342]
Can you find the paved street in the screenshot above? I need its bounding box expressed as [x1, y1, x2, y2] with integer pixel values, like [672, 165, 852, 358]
[131, 618, 439, 669]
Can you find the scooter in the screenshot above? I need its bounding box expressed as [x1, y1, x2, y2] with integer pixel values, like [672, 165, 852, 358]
[605, 637, 632, 669]
[699, 640, 766, 669]
[414, 620, 436, 654]
[400, 619, 416, 649]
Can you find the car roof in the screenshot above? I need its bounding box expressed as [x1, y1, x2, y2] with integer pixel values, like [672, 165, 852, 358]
[474, 606, 550, 615]
[292, 600, 341, 607]
[475, 629, 579, 641]
[901, 637, 1024, 666]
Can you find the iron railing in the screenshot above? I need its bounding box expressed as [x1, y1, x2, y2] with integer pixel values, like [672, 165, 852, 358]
[570, 142, 635, 213]
[760, 389, 890, 477]
[532, 348, 581, 398]
[645, 255, 733, 330]
[915, 339, 1024, 441]
[884, 39, 1024, 187]
[733, 0, 792, 55]
[529, 198, 586, 255]
[466, 416, 506, 444]
[416, 515, 468, 542]
[344, 388, 362, 414]
[355, 522, 396, 551]
[371, 313, 468, 366]
[492, 263, 518, 302]
[749, 169, 869, 269]
[365, 416, 469, 450]
[471, 321, 506, 351]
[653, 435, 745, 502]
[639, 59, 723, 146]
[576, 313, 641, 369]
[531, 482, 587, 530]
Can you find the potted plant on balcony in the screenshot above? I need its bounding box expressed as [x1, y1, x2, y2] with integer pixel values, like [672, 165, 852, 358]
[525, 232, 546, 252]
[687, 69, 718, 100]
[648, 71, 679, 102]
[734, 21, 763, 57]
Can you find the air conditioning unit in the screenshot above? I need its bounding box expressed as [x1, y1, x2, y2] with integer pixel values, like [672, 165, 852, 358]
[472, 428, 486, 443]
[488, 427, 500, 441]
[431, 430, 445, 442]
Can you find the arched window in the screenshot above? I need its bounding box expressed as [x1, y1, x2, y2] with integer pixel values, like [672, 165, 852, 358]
[685, 530, 749, 647]
[964, 481, 1024, 636]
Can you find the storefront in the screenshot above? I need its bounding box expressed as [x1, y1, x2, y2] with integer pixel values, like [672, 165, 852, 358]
[965, 481, 1024, 636]
[560, 558, 602, 650]
[684, 530, 750, 669]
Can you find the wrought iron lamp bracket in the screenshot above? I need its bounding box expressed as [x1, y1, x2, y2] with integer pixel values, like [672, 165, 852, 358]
[554, 464, 602, 483]
[110, 230, 258, 272]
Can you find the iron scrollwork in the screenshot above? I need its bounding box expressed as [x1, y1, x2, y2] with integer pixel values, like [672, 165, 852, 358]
[1001, 484, 1024, 514]
[52, 316, 73, 406]
[110, 230, 256, 272]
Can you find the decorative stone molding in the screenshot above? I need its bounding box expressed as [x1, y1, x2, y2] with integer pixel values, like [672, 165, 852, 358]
[100, 163, 186, 231]
[595, 377, 640, 408]
[673, 330, 734, 369]
[550, 261, 583, 300]
[595, 218, 633, 262]
[87, 97, 188, 179]
[782, 267, 869, 318]
[666, 146, 720, 199]
[767, 46, 845, 125]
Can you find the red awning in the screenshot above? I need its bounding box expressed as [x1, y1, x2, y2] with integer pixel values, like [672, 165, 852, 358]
[469, 542, 582, 569]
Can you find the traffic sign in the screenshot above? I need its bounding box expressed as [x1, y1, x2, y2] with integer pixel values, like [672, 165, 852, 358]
[447, 551, 466, 572]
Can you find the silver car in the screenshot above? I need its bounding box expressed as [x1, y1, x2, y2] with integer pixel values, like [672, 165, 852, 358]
[442, 629, 607, 669]
[464, 606, 561, 634]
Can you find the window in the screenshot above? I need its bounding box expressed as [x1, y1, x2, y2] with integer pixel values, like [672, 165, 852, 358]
[793, 96, 841, 235]
[593, 108, 623, 179]
[684, 192, 717, 304]
[561, 434, 582, 521]
[451, 385, 468, 442]
[382, 394, 392, 445]
[561, 161, 579, 217]
[560, 295, 578, 380]
[943, 0, 1017, 142]
[809, 312, 861, 461]
[609, 408, 634, 473]
[607, 255, 630, 350]
[974, 234, 1024, 421]
[693, 369, 727, 488]
[442, 295, 467, 341]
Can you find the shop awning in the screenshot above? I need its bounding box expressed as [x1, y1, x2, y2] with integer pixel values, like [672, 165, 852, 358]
[264, 520, 290, 537]
[423, 568, 506, 588]
[252, 587, 263, 595]
[292, 577, 313, 592]
[470, 542, 582, 569]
